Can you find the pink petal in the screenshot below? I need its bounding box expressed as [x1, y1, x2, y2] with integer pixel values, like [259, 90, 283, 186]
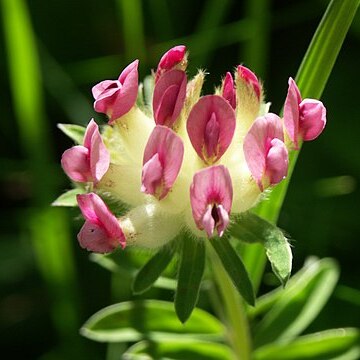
[215, 204, 230, 237]
[78, 221, 118, 253]
[77, 193, 126, 249]
[141, 125, 184, 199]
[265, 138, 288, 185]
[190, 165, 233, 237]
[155, 45, 186, 82]
[283, 77, 302, 148]
[201, 205, 215, 238]
[141, 153, 163, 195]
[237, 65, 261, 99]
[61, 146, 91, 182]
[187, 95, 236, 164]
[93, 81, 120, 114]
[83, 119, 98, 150]
[243, 113, 284, 190]
[92, 80, 119, 100]
[89, 124, 110, 183]
[111, 59, 139, 122]
[222, 72, 236, 109]
[299, 99, 326, 141]
[153, 69, 187, 127]
[92, 60, 139, 123]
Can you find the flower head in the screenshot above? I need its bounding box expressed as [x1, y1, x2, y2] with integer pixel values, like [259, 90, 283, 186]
[60, 47, 327, 252]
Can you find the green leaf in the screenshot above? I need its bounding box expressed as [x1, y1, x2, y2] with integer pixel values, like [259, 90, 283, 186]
[210, 237, 255, 306]
[132, 246, 176, 294]
[253, 258, 340, 348]
[81, 300, 225, 343]
[58, 123, 86, 144]
[124, 340, 236, 360]
[253, 328, 360, 360]
[175, 234, 206, 323]
[231, 212, 292, 285]
[52, 188, 86, 207]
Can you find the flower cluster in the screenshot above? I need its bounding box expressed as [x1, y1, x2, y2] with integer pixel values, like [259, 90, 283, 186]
[61, 45, 326, 253]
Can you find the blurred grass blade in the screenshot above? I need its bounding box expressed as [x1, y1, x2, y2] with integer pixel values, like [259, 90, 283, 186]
[58, 123, 86, 144]
[253, 258, 339, 348]
[132, 246, 176, 294]
[210, 237, 255, 306]
[124, 339, 236, 360]
[231, 213, 292, 286]
[81, 300, 225, 343]
[253, 328, 360, 360]
[116, 0, 146, 62]
[243, 0, 270, 76]
[191, 0, 231, 68]
[1, 0, 79, 345]
[175, 234, 206, 323]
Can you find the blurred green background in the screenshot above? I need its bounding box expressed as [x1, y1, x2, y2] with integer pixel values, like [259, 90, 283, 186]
[0, 0, 359, 358]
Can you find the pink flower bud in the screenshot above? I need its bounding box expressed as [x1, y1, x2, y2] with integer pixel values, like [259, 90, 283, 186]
[155, 45, 187, 82]
[284, 78, 326, 149]
[92, 60, 139, 124]
[222, 72, 236, 109]
[237, 65, 261, 100]
[77, 193, 126, 253]
[190, 165, 233, 237]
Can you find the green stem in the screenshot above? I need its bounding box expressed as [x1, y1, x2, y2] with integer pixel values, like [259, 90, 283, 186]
[209, 246, 251, 360]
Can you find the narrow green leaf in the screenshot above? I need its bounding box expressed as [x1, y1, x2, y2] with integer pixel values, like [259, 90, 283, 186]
[175, 235, 206, 323]
[132, 246, 176, 294]
[52, 188, 86, 207]
[248, 257, 318, 319]
[210, 237, 255, 306]
[81, 300, 225, 343]
[231, 212, 292, 286]
[57, 123, 86, 144]
[254, 258, 340, 348]
[124, 339, 236, 360]
[253, 328, 360, 360]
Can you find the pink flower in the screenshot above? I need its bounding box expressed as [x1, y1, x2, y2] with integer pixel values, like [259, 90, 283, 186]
[222, 72, 236, 109]
[141, 125, 184, 200]
[284, 78, 327, 149]
[187, 95, 236, 164]
[77, 193, 126, 253]
[61, 119, 110, 184]
[244, 114, 288, 190]
[155, 45, 187, 82]
[153, 69, 187, 127]
[190, 165, 233, 237]
[92, 60, 139, 124]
